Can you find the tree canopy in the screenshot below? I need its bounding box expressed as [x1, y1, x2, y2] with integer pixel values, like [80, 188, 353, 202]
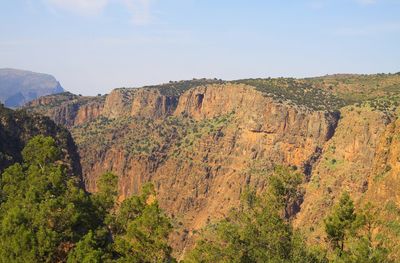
[0, 136, 174, 262]
[324, 193, 392, 263]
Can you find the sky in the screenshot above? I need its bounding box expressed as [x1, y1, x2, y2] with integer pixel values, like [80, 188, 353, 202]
[0, 0, 399, 95]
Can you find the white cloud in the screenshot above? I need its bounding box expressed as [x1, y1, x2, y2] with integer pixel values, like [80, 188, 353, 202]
[45, 0, 153, 24]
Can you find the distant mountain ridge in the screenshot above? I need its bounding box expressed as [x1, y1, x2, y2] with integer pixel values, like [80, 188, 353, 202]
[0, 68, 64, 108]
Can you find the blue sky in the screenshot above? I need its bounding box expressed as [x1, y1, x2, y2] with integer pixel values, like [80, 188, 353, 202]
[1, 0, 399, 95]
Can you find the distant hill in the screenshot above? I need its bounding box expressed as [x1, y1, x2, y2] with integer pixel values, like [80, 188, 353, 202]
[0, 68, 64, 108]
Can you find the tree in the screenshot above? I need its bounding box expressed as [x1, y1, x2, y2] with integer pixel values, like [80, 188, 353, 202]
[112, 183, 175, 262]
[324, 192, 356, 255]
[347, 203, 392, 263]
[0, 136, 176, 262]
[324, 195, 392, 262]
[0, 135, 98, 262]
[21, 135, 61, 170]
[92, 172, 119, 224]
[186, 166, 326, 263]
[67, 231, 104, 263]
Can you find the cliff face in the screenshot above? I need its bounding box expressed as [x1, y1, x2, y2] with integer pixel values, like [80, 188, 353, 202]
[0, 105, 81, 178]
[26, 74, 400, 256]
[293, 107, 390, 239]
[0, 68, 64, 108]
[27, 82, 340, 253]
[368, 118, 400, 204]
[76, 84, 338, 190]
[292, 105, 400, 257]
[131, 89, 179, 118]
[26, 92, 105, 127]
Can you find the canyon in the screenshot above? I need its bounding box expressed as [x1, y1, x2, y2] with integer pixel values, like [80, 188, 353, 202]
[26, 74, 400, 257]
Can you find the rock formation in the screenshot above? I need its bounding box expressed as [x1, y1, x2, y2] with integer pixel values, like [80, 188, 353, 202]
[0, 68, 64, 107]
[26, 74, 400, 256]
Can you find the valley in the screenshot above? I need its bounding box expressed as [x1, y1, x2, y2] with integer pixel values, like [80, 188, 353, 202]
[25, 73, 400, 258]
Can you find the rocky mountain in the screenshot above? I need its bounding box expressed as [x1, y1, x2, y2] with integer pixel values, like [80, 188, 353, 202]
[0, 104, 81, 178]
[26, 73, 400, 257]
[0, 68, 64, 108]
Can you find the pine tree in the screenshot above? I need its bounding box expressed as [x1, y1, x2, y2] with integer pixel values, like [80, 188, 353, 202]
[112, 183, 175, 262]
[0, 136, 98, 262]
[186, 166, 326, 263]
[324, 195, 392, 262]
[324, 192, 356, 256]
[347, 203, 392, 263]
[0, 136, 176, 262]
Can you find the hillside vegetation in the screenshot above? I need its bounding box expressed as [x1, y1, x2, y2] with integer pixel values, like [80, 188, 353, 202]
[24, 72, 400, 261]
[0, 136, 395, 262]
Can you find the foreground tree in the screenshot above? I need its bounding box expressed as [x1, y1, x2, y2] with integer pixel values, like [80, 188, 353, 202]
[186, 166, 326, 263]
[0, 136, 98, 262]
[324, 194, 392, 263]
[324, 192, 356, 256]
[68, 173, 175, 262]
[112, 183, 175, 262]
[0, 136, 175, 262]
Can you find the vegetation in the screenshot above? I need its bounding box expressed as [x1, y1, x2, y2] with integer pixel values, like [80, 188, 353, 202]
[185, 166, 326, 262]
[72, 113, 234, 167]
[144, 79, 224, 97]
[324, 193, 392, 262]
[0, 136, 96, 261]
[111, 183, 175, 262]
[235, 78, 346, 111]
[185, 168, 396, 263]
[0, 106, 75, 174]
[1, 135, 399, 262]
[0, 136, 174, 262]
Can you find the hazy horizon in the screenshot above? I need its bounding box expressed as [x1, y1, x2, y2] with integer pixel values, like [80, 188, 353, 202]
[1, 0, 399, 95]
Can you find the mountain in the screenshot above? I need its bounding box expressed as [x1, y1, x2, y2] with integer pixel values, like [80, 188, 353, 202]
[0, 68, 64, 108]
[26, 73, 400, 257]
[0, 104, 81, 178]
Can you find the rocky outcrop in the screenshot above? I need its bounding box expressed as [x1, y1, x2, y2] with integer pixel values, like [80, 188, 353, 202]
[75, 102, 103, 125]
[62, 84, 340, 254]
[26, 93, 105, 127]
[102, 88, 179, 119]
[0, 68, 64, 108]
[131, 89, 179, 119]
[294, 107, 391, 243]
[102, 89, 132, 119]
[25, 76, 400, 257]
[367, 117, 400, 205]
[0, 105, 82, 178]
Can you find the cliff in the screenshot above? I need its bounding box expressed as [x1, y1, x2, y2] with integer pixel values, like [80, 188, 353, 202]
[26, 92, 105, 127]
[26, 73, 400, 257]
[0, 104, 82, 179]
[0, 68, 64, 108]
